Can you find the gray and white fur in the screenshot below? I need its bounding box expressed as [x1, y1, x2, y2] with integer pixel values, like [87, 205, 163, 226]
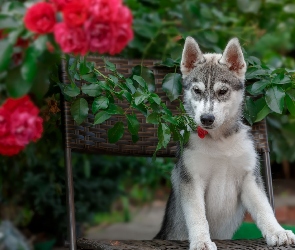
[155, 37, 295, 250]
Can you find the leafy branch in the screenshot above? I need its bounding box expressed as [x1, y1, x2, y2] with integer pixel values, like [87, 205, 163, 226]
[60, 57, 197, 157]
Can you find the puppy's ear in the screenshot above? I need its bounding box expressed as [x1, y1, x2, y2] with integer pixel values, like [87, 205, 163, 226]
[181, 37, 204, 76]
[219, 38, 246, 78]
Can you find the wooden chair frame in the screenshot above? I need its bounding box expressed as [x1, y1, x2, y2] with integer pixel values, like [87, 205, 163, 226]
[61, 57, 276, 250]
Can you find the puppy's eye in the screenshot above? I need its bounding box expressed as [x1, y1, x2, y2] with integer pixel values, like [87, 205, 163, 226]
[219, 88, 228, 95]
[193, 87, 202, 95]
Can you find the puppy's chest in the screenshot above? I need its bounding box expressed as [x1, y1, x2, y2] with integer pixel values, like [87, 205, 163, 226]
[183, 132, 256, 179]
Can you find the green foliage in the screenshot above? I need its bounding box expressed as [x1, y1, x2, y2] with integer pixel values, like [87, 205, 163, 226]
[70, 98, 89, 125]
[162, 73, 182, 102]
[61, 57, 196, 155]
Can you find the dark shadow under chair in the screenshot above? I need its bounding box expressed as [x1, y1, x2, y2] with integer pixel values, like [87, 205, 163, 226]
[61, 57, 293, 249]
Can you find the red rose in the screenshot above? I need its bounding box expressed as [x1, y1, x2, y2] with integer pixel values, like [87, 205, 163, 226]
[85, 20, 114, 54]
[0, 135, 24, 157]
[109, 23, 133, 55]
[51, 0, 73, 11]
[24, 2, 56, 34]
[54, 22, 88, 55]
[62, 1, 89, 27]
[11, 112, 43, 146]
[88, 0, 122, 22]
[0, 95, 43, 157]
[116, 6, 133, 25]
[0, 108, 10, 137]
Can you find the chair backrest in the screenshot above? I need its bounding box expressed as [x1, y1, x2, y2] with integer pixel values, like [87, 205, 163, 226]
[61, 56, 269, 156]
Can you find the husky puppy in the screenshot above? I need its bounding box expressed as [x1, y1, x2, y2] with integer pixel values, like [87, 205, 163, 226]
[155, 37, 295, 250]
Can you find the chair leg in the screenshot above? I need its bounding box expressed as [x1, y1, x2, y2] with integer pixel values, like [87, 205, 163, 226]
[262, 151, 275, 212]
[65, 148, 77, 250]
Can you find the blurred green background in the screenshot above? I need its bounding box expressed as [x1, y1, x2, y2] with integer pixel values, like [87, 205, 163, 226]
[1, 0, 295, 247]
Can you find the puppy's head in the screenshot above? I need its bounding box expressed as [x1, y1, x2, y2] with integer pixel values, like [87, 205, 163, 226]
[181, 37, 246, 130]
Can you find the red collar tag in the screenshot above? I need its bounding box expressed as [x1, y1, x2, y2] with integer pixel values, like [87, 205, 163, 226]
[197, 126, 208, 139]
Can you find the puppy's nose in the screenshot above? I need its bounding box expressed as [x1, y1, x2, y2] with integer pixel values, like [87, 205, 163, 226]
[200, 114, 215, 126]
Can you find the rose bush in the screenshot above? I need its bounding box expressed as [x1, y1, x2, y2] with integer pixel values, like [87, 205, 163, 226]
[0, 0, 134, 156]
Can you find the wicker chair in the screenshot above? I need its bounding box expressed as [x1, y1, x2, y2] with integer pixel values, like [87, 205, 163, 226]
[61, 57, 286, 250]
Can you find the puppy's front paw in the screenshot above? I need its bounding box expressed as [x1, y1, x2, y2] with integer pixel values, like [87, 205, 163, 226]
[190, 240, 217, 250]
[266, 230, 295, 246]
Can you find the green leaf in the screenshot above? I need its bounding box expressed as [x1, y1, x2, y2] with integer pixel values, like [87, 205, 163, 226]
[161, 103, 172, 116]
[243, 97, 256, 125]
[183, 130, 190, 145]
[132, 103, 147, 116]
[162, 73, 182, 102]
[21, 46, 38, 82]
[169, 124, 182, 142]
[131, 134, 139, 143]
[64, 84, 80, 97]
[254, 98, 272, 122]
[81, 73, 98, 83]
[133, 75, 147, 89]
[0, 15, 19, 29]
[125, 78, 136, 94]
[265, 86, 285, 114]
[147, 113, 160, 124]
[122, 90, 132, 103]
[158, 123, 171, 149]
[66, 56, 78, 85]
[81, 83, 101, 97]
[246, 67, 267, 79]
[0, 39, 13, 71]
[92, 96, 109, 114]
[79, 60, 91, 75]
[150, 93, 161, 105]
[6, 68, 32, 97]
[126, 114, 140, 135]
[70, 98, 89, 125]
[247, 56, 261, 66]
[272, 74, 290, 85]
[94, 111, 111, 124]
[286, 94, 295, 116]
[104, 59, 116, 71]
[160, 58, 176, 67]
[134, 91, 148, 105]
[32, 36, 48, 54]
[132, 65, 155, 92]
[108, 75, 118, 84]
[246, 79, 269, 95]
[162, 114, 177, 124]
[99, 81, 112, 91]
[108, 122, 124, 143]
[106, 103, 124, 115]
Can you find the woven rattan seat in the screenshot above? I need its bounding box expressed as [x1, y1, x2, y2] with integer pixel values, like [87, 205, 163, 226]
[76, 238, 295, 250]
[61, 57, 281, 250]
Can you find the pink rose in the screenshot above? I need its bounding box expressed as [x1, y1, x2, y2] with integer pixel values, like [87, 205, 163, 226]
[109, 23, 133, 55]
[54, 22, 88, 55]
[88, 0, 122, 22]
[24, 2, 56, 34]
[85, 20, 114, 54]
